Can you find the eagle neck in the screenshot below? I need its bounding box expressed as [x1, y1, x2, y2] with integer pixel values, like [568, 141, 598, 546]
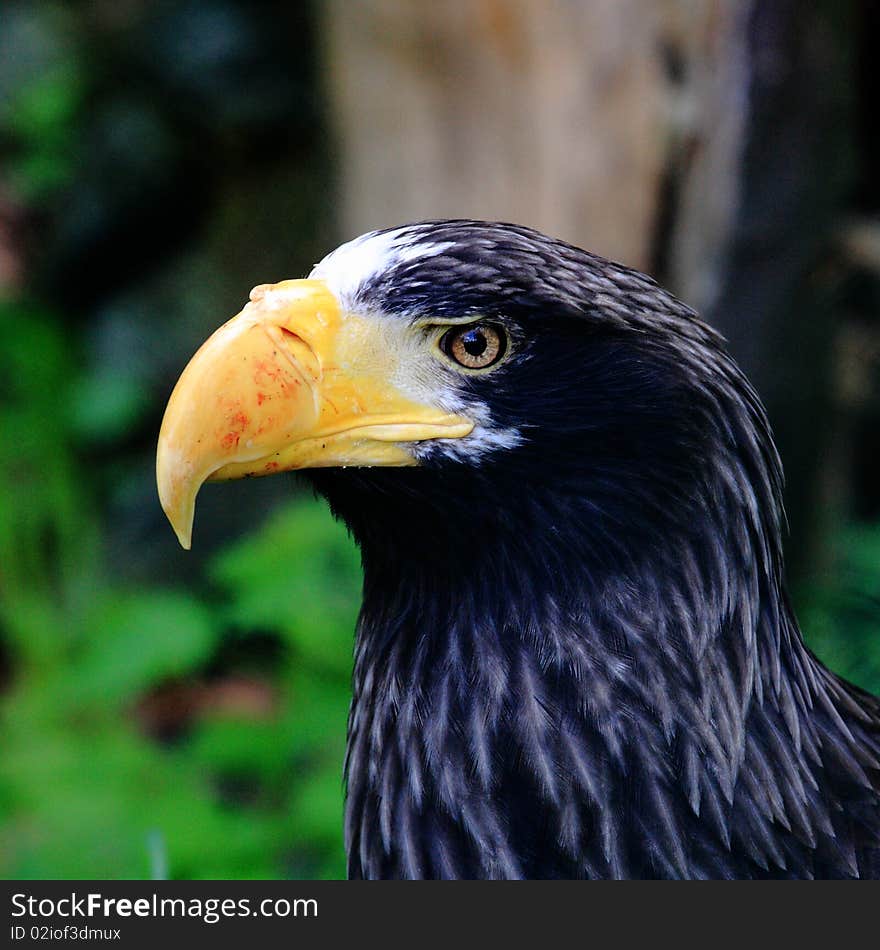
[342, 476, 807, 878]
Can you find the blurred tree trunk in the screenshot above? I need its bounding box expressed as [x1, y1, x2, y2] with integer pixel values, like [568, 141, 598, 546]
[322, 0, 668, 269]
[703, 1, 856, 581]
[321, 0, 856, 584]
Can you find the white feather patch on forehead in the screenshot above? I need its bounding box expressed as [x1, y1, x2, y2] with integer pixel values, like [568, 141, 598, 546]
[308, 226, 524, 465]
[308, 228, 453, 309]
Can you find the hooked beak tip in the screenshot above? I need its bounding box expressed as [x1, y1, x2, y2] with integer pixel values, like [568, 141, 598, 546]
[156, 450, 197, 551]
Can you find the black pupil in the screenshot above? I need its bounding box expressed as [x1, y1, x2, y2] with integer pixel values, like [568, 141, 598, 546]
[462, 329, 488, 357]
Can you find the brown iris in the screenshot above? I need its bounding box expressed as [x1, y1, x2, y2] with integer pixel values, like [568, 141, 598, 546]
[440, 323, 507, 370]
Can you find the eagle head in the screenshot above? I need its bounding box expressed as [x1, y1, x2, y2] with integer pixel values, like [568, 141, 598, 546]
[157, 219, 781, 580]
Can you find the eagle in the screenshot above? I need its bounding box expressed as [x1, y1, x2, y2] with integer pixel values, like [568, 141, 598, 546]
[156, 220, 880, 879]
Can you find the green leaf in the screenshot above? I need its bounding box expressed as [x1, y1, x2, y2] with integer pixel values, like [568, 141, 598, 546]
[210, 497, 361, 673]
[68, 371, 151, 442]
[67, 591, 219, 706]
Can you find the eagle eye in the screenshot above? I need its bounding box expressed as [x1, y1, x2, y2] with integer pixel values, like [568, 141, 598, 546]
[439, 323, 507, 370]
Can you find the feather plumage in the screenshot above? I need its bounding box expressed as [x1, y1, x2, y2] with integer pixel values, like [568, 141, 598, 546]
[308, 220, 880, 879]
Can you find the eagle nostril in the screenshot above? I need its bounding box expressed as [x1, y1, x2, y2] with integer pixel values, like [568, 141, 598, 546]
[268, 324, 322, 383]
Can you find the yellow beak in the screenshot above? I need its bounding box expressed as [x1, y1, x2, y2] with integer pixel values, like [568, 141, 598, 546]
[156, 279, 473, 549]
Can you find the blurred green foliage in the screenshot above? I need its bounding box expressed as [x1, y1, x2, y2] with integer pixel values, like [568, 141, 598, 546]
[0, 0, 361, 880]
[4, 64, 83, 201]
[798, 529, 880, 698]
[0, 302, 360, 879]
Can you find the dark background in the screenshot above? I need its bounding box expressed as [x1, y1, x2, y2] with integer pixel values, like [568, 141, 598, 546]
[1, 0, 878, 879]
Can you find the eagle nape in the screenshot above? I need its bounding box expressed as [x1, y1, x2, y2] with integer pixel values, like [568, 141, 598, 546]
[156, 219, 880, 879]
